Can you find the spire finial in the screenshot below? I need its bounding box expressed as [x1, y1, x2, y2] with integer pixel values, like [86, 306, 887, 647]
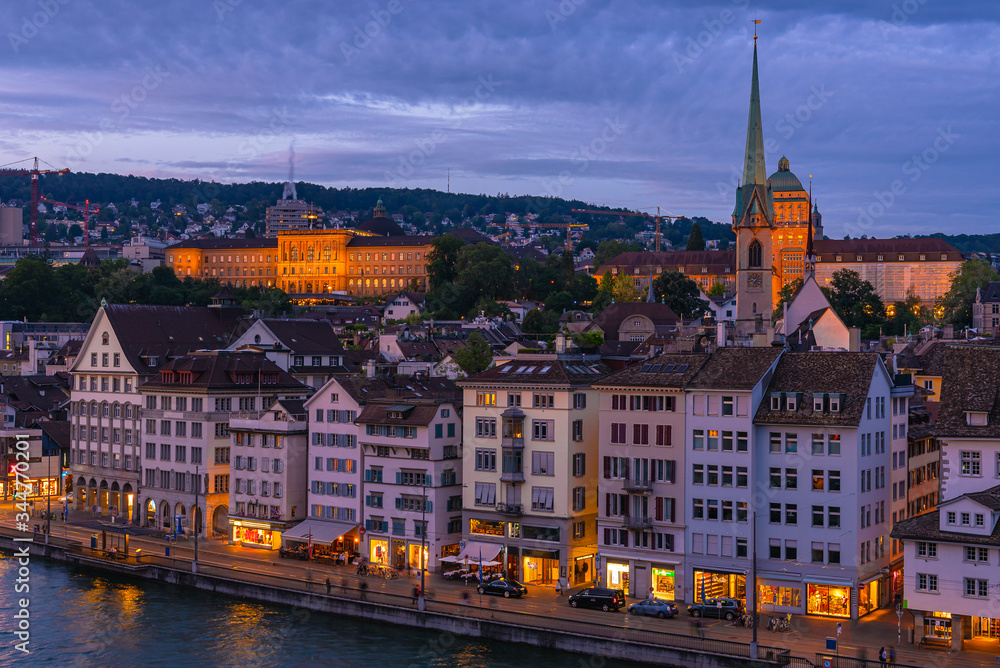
[753, 16, 761, 44]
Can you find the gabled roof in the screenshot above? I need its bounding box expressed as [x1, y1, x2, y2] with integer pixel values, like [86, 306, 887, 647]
[356, 401, 445, 427]
[260, 319, 345, 355]
[915, 339, 948, 376]
[1, 374, 71, 413]
[938, 486, 1000, 511]
[139, 351, 303, 391]
[168, 238, 278, 250]
[90, 304, 247, 376]
[813, 238, 960, 262]
[596, 250, 735, 276]
[459, 359, 612, 387]
[587, 303, 680, 342]
[891, 506, 1000, 547]
[979, 282, 1000, 303]
[754, 352, 882, 426]
[686, 347, 783, 390]
[935, 345, 1000, 438]
[594, 353, 710, 389]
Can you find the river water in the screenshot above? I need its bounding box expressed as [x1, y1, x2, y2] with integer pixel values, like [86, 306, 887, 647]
[0, 553, 634, 668]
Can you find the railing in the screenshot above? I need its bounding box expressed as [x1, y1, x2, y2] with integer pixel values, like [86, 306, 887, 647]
[499, 470, 524, 483]
[623, 515, 653, 529]
[501, 437, 524, 449]
[622, 478, 653, 492]
[494, 503, 523, 516]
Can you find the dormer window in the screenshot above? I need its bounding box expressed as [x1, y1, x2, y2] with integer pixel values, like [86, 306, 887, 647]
[966, 411, 988, 426]
[856, 255, 862, 262]
[813, 395, 824, 412]
[829, 396, 840, 413]
[787, 395, 797, 411]
[771, 396, 780, 410]
[919, 255, 926, 261]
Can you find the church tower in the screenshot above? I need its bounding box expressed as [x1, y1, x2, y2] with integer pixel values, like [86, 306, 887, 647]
[733, 39, 776, 326]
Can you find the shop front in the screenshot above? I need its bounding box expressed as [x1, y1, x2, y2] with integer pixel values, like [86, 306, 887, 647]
[757, 582, 803, 613]
[806, 582, 851, 618]
[858, 577, 881, 617]
[280, 519, 360, 563]
[232, 520, 282, 549]
[924, 612, 952, 641]
[693, 569, 746, 604]
[651, 565, 677, 600]
[522, 548, 559, 585]
[972, 616, 999, 639]
[606, 560, 630, 593]
[0, 476, 60, 499]
[391, 539, 406, 569]
[369, 537, 389, 564]
[407, 542, 427, 570]
[572, 554, 594, 586]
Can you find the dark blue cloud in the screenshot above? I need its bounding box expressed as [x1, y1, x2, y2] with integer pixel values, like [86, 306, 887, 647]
[0, 0, 994, 237]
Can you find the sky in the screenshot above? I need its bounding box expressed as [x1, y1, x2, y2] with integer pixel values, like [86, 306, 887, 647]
[0, 0, 996, 238]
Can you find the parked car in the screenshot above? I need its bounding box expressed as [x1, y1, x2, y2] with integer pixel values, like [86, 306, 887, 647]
[627, 599, 679, 619]
[568, 587, 625, 612]
[687, 597, 744, 620]
[477, 579, 527, 598]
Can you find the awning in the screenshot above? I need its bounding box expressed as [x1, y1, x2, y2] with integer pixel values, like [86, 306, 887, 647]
[453, 541, 502, 563]
[281, 519, 358, 545]
[807, 577, 854, 587]
[860, 574, 883, 586]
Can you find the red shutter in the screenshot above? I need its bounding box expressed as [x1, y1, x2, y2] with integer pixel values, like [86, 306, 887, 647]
[605, 493, 611, 517]
[655, 497, 663, 521]
[641, 424, 649, 445]
[633, 424, 640, 444]
[667, 425, 673, 446]
[603, 456, 611, 479]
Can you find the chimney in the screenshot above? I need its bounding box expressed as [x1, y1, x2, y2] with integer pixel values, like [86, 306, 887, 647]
[555, 332, 566, 354]
[943, 324, 954, 340]
[848, 327, 861, 352]
[365, 359, 376, 378]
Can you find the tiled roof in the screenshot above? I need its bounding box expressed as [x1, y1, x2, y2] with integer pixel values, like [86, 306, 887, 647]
[459, 359, 612, 387]
[100, 304, 247, 376]
[935, 345, 1000, 437]
[346, 236, 433, 248]
[890, 508, 1000, 546]
[356, 401, 443, 427]
[686, 347, 783, 390]
[262, 319, 345, 355]
[1, 375, 71, 413]
[139, 351, 303, 391]
[915, 340, 949, 376]
[333, 378, 392, 405]
[980, 282, 1000, 303]
[594, 353, 710, 389]
[754, 352, 880, 426]
[596, 250, 736, 276]
[588, 303, 679, 342]
[168, 238, 277, 250]
[813, 238, 961, 263]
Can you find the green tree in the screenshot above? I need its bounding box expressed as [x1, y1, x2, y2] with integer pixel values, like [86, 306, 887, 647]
[455, 242, 515, 301]
[470, 296, 512, 320]
[571, 330, 604, 349]
[522, 308, 560, 335]
[706, 281, 726, 297]
[938, 259, 998, 326]
[427, 234, 464, 293]
[591, 270, 615, 313]
[544, 291, 575, 314]
[452, 332, 493, 376]
[822, 269, 886, 338]
[886, 289, 924, 336]
[772, 278, 803, 322]
[685, 222, 705, 251]
[651, 271, 709, 320]
[0, 256, 64, 320]
[612, 273, 639, 304]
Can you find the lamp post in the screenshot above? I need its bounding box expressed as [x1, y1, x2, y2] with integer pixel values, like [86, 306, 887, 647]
[418, 478, 427, 612]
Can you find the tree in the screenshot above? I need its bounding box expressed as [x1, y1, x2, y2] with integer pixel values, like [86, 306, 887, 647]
[611, 273, 639, 304]
[0, 256, 64, 320]
[938, 259, 998, 326]
[470, 296, 512, 320]
[771, 278, 803, 322]
[455, 242, 515, 301]
[571, 330, 604, 349]
[452, 332, 493, 377]
[543, 291, 575, 314]
[822, 269, 886, 338]
[426, 234, 464, 293]
[686, 222, 705, 251]
[651, 271, 709, 320]
[590, 271, 615, 313]
[886, 288, 924, 336]
[706, 281, 726, 297]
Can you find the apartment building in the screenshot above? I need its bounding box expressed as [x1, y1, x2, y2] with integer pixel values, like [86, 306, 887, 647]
[593, 354, 709, 601]
[458, 357, 609, 587]
[893, 487, 1000, 650]
[355, 381, 463, 573]
[227, 398, 310, 549]
[906, 406, 940, 519]
[751, 352, 894, 620]
[227, 318, 347, 389]
[69, 303, 244, 522]
[137, 351, 304, 536]
[888, 373, 915, 598]
[683, 347, 782, 605]
[297, 377, 390, 552]
[167, 238, 278, 287]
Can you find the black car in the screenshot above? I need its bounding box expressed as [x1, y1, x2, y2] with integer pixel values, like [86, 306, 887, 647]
[687, 597, 744, 620]
[477, 579, 527, 598]
[568, 587, 625, 612]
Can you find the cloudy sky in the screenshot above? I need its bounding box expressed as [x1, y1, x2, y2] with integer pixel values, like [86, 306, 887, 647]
[0, 0, 996, 238]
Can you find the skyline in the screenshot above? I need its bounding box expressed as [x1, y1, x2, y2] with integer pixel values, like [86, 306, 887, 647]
[0, 1, 996, 238]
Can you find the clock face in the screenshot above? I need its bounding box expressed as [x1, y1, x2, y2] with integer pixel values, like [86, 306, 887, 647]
[748, 272, 762, 288]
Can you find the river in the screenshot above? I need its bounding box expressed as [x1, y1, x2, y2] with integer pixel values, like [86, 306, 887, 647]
[0, 553, 634, 668]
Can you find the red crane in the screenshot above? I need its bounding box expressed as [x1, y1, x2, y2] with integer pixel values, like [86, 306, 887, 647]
[0, 157, 70, 245]
[39, 196, 99, 246]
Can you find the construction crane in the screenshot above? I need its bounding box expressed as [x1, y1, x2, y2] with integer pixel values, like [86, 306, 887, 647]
[506, 220, 588, 251]
[0, 157, 70, 245]
[40, 196, 100, 246]
[571, 206, 682, 252]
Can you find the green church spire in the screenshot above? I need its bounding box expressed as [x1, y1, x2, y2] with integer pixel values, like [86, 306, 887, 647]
[742, 43, 767, 187]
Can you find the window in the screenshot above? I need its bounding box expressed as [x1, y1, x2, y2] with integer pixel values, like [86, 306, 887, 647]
[737, 432, 748, 452]
[572, 453, 586, 477]
[692, 498, 704, 519]
[692, 429, 704, 450]
[573, 393, 586, 409]
[785, 504, 798, 525]
[531, 451, 555, 476]
[812, 505, 824, 527]
[572, 420, 583, 441]
[964, 578, 988, 598]
[828, 470, 841, 492]
[533, 393, 554, 408]
[770, 503, 781, 523]
[736, 501, 747, 522]
[476, 392, 496, 407]
[785, 468, 797, 489]
[475, 417, 497, 438]
[811, 433, 824, 455]
[769, 467, 781, 489]
[961, 451, 982, 476]
[828, 506, 840, 528]
[916, 574, 938, 592]
[722, 396, 733, 416]
[812, 470, 824, 491]
[736, 538, 748, 558]
[784, 433, 797, 453]
[531, 487, 554, 512]
[736, 466, 748, 488]
[572, 486, 586, 511]
[475, 449, 496, 471]
[532, 420, 552, 441]
[507, 393, 521, 407]
[769, 432, 781, 453]
[693, 464, 704, 485]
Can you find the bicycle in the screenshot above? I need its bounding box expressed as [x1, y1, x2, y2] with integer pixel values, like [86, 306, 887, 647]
[384, 568, 400, 581]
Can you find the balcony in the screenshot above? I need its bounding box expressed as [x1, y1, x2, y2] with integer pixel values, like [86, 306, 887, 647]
[500, 470, 525, 483]
[623, 516, 654, 530]
[622, 478, 653, 493]
[501, 436, 524, 449]
[495, 503, 523, 516]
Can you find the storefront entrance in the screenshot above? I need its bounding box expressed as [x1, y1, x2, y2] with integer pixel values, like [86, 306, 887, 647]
[391, 539, 406, 569]
[522, 552, 558, 584]
[693, 570, 745, 603]
[369, 538, 388, 565]
[572, 555, 593, 586]
[758, 584, 802, 611]
[859, 579, 880, 617]
[806, 583, 851, 618]
[607, 561, 629, 593]
[972, 616, 999, 639]
[924, 612, 952, 640]
[651, 567, 675, 600]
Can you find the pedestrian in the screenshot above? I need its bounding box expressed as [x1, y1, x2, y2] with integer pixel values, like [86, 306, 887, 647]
[889, 648, 896, 664]
[413, 585, 420, 607]
[878, 647, 887, 666]
[325, 577, 331, 594]
[462, 591, 470, 606]
[555, 578, 563, 597]
[359, 581, 368, 601]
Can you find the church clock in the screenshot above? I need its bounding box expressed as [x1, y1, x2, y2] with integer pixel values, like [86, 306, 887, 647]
[747, 272, 762, 288]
